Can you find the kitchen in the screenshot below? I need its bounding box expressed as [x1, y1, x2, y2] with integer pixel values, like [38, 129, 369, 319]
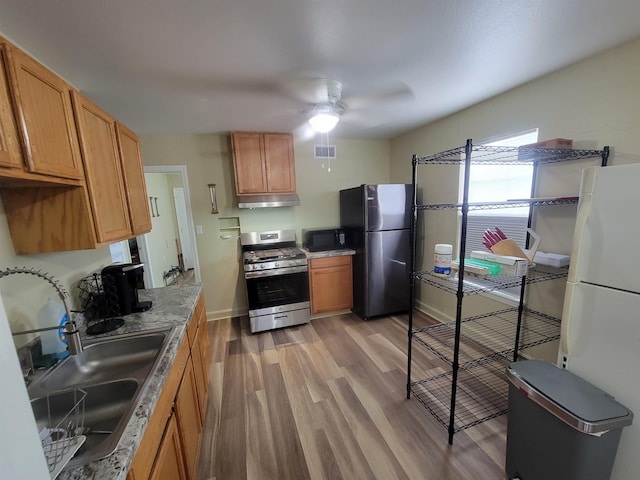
[1, 1, 640, 479]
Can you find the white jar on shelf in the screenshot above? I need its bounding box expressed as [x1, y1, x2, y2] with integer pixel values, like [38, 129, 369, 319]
[434, 243, 453, 276]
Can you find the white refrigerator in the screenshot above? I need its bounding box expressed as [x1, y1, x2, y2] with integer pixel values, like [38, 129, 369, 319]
[558, 163, 640, 480]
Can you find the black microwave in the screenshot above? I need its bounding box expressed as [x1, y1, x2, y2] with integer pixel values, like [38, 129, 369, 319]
[302, 228, 347, 252]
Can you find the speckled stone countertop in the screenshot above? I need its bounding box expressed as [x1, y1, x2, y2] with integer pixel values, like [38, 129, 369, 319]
[58, 283, 202, 480]
[300, 247, 356, 259]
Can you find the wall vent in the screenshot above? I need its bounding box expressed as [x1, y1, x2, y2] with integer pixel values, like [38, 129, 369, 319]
[314, 145, 336, 159]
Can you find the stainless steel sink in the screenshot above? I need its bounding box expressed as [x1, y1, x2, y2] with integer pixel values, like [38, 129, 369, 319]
[39, 330, 168, 389]
[31, 379, 139, 467]
[28, 327, 174, 468]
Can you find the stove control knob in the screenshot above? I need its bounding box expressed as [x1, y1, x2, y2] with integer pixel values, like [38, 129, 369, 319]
[274, 262, 280, 268]
[260, 264, 265, 269]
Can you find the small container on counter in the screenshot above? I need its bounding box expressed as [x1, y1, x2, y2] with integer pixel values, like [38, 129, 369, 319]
[433, 243, 452, 276]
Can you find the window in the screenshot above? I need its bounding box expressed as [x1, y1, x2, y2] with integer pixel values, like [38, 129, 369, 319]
[460, 129, 539, 304]
[462, 130, 539, 255]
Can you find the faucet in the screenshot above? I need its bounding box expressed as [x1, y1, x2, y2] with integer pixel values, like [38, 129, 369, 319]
[0, 267, 83, 355]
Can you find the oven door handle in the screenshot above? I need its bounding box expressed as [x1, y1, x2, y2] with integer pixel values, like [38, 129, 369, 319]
[245, 265, 308, 279]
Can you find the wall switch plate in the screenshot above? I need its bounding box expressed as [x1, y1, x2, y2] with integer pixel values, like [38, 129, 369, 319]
[196, 225, 203, 235]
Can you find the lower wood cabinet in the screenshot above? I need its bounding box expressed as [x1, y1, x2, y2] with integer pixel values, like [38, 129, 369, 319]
[186, 293, 210, 420]
[149, 414, 188, 480]
[309, 255, 353, 315]
[175, 356, 202, 480]
[128, 293, 210, 480]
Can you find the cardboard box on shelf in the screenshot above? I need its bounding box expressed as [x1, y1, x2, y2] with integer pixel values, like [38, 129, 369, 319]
[522, 138, 573, 149]
[470, 251, 528, 276]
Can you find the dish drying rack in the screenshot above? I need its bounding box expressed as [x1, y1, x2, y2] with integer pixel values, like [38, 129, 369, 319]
[35, 388, 87, 478]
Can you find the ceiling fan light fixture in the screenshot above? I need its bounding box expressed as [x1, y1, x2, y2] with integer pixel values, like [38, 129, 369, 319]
[309, 104, 340, 133]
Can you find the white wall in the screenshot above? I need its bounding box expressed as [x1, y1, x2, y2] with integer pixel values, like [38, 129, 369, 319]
[0, 293, 50, 478]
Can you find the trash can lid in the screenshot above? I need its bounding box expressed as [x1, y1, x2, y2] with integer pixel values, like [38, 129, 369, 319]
[507, 360, 633, 434]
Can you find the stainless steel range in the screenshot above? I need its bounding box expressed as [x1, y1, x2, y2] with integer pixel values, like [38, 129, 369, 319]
[240, 229, 310, 333]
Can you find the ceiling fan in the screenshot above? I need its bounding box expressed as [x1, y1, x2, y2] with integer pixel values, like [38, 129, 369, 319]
[293, 76, 414, 134]
[306, 78, 346, 133]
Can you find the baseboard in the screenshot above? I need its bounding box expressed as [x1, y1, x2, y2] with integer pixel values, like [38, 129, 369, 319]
[206, 307, 247, 322]
[414, 300, 454, 324]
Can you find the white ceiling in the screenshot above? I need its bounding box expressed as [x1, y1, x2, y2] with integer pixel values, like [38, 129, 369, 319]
[1, 0, 639, 140]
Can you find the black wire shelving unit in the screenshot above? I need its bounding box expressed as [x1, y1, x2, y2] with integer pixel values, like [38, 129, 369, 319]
[406, 139, 610, 444]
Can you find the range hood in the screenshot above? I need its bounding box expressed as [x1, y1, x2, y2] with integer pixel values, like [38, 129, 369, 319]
[237, 193, 300, 209]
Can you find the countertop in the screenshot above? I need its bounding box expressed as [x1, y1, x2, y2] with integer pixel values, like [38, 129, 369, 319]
[58, 283, 203, 480]
[300, 247, 356, 259]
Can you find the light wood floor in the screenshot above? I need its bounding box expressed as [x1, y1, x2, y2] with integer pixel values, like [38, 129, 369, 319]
[198, 312, 507, 480]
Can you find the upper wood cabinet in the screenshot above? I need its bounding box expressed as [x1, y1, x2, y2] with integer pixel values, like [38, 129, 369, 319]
[0, 91, 151, 253]
[0, 36, 151, 253]
[72, 90, 133, 243]
[231, 131, 296, 195]
[3, 41, 83, 181]
[0, 44, 23, 171]
[116, 122, 152, 235]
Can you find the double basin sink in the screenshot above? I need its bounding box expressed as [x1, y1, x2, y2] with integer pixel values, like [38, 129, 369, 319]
[28, 327, 175, 470]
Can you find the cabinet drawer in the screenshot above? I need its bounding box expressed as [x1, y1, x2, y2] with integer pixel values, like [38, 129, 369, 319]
[310, 255, 351, 269]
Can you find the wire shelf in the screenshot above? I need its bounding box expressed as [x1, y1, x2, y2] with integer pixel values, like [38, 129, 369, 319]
[410, 356, 509, 433]
[416, 197, 579, 211]
[412, 307, 560, 368]
[407, 139, 608, 444]
[414, 264, 568, 295]
[413, 144, 606, 166]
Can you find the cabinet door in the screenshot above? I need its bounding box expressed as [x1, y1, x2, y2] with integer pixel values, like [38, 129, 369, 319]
[309, 256, 353, 314]
[174, 356, 203, 480]
[232, 132, 267, 194]
[149, 414, 188, 480]
[195, 293, 210, 377]
[116, 122, 152, 235]
[4, 45, 83, 179]
[72, 90, 132, 243]
[191, 329, 208, 422]
[0, 44, 23, 170]
[198, 303, 211, 379]
[264, 133, 295, 193]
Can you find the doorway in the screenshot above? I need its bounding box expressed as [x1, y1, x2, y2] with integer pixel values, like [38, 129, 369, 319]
[173, 187, 195, 270]
[134, 165, 201, 288]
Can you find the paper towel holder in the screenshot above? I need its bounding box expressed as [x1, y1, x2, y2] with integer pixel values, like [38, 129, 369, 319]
[208, 184, 219, 214]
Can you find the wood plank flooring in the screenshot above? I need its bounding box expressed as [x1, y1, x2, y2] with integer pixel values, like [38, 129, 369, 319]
[198, 312, 507, 480]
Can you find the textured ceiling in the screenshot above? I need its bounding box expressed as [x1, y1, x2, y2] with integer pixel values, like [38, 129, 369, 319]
[1, 0, 639, 139]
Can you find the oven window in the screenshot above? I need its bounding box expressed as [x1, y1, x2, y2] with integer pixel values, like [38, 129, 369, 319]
[245, 271, 309, 310]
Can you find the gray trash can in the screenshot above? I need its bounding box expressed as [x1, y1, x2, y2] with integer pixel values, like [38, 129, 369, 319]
[505, 360, 633, 480]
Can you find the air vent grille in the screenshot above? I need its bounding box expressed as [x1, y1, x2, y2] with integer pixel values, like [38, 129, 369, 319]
[315, 145, 336, 159]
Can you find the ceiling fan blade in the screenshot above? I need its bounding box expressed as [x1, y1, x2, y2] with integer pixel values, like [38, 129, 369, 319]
[343, 82, 414, 110]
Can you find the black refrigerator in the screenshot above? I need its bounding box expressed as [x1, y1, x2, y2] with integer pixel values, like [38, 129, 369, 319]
[340, 184, 413, 319]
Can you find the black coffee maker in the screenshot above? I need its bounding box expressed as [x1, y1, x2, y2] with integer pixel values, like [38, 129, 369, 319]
[101, 263, 152, 316]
